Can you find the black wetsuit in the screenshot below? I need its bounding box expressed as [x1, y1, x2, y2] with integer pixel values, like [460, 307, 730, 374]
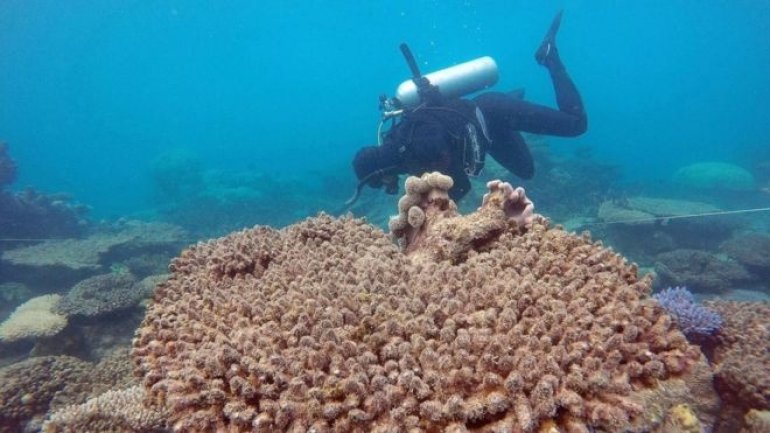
[378, 54, 586, 200]
[353, 45, 586, 201]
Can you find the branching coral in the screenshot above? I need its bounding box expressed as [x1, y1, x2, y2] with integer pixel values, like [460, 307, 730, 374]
[653, 286, 722, 338]
[133, 174, 716, 433]
[42, 386, 169, 433]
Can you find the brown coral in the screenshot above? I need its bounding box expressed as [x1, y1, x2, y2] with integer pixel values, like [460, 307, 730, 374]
[55, 273, 142, 317]
[390, 173, 536, 265]
[42, 385, 169, 433]
[706, 300, 770, 411]
[0, 356, 92, 433]
[133, 175, 713, 433]
[0, 348, 144, 433]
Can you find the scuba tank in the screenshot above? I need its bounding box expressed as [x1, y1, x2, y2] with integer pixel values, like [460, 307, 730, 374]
[346, 44, 497, 207]
[394, 56, 499, 108]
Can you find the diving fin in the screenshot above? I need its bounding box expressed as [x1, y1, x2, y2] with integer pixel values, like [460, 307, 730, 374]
[535, 9, 563, 66]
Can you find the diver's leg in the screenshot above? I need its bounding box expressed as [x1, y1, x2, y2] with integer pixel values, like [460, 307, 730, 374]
[475, 91, 584, 137]
[474, 12, 587, 137]
[535, 10, 586, 129]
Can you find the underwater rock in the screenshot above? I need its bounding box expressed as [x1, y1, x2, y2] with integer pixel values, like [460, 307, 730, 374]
[673, 161, 756, 192]
[133, 174, 717, 433]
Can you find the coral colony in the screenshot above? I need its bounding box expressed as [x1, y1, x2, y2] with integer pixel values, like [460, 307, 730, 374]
[653, 287, 723, 338]
[131, 173, 716, 433]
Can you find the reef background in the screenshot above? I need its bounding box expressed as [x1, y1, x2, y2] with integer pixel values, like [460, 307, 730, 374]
[1, 2, 770, 432]
[1, 1, 769, 220]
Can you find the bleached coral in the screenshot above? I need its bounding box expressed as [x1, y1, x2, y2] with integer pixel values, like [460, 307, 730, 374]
[0, 294, 67, 342]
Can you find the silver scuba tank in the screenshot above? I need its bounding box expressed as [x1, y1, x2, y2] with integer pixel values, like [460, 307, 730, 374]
[394, 56, 499, 107]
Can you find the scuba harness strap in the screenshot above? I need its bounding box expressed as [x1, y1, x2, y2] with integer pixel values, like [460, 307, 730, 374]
[347, 44, 492, 207]
[392, 43, 490, 177]
[391, 103, 490, 178]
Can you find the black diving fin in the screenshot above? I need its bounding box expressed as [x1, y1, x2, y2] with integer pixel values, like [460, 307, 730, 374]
[535, 10, 563, 65]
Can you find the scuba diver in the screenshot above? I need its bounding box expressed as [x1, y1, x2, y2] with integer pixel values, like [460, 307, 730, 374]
[349, 10, 587, 203]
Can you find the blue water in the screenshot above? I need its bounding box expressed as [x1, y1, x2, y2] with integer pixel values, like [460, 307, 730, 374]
[1, 0, 769, 218]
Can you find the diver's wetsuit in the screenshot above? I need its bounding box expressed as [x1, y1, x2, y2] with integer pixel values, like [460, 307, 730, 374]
[352, 11, 586, 201]
[363, 51, 586, 201]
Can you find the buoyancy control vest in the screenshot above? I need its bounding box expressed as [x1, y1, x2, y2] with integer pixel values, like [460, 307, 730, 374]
[384, 98, 491, 177]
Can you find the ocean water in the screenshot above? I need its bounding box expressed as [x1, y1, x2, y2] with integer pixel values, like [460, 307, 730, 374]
[1, 1, 770, 432]
[2, 1, 769, 218]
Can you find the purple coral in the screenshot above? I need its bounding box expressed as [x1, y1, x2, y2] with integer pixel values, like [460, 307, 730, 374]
[653, 286, 723, 337]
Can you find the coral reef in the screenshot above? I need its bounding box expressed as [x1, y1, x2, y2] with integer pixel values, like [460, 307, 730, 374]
[42, 385, 169, 433]
[389, 174, 534, 264]
[48, 348, 137, 412]
[673, 161, 756, 192]
[721, 233, 770, 279]
[0, 220, 187, 292]
[705, 300, 770, 412]
[505, 139, 621, 222]
[0, 143, 90, 242]
[0, 187, 90, 242]
[0, 281, 33, 320]
[55, 273, 142, 318]
[0, 294, 67, 343]
[149, 154, 314, 237]
[653, 287, 722, 338]
[0, 347, 140, 433]
[133, 174, 716, 433]
[596, 196, 742, 264]
[660, 404, 702, 433]
[654, 249, 753, 294]
[0, 356, 93, 433]
[137, 274, 170, 299]
[149, 149, 204, 202]
[741, 409, 770, 433]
